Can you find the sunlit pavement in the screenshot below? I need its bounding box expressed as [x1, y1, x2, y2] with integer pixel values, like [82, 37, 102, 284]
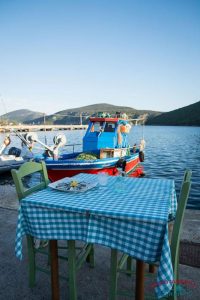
[0, 207, 200, 300]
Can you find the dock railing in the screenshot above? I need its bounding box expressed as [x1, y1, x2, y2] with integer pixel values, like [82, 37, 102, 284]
[62, 143, 83, 154]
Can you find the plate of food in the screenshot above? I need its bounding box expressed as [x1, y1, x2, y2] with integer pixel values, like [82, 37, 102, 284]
[48, 178, 98, 192]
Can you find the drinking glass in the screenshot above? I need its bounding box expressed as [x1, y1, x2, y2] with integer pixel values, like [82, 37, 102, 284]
[98, 172, 108, 187]
[114, 172, 127, 193]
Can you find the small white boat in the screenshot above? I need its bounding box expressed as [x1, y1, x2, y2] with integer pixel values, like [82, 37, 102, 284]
[0, 154, 25, 173]
[0, 135, 33, 174]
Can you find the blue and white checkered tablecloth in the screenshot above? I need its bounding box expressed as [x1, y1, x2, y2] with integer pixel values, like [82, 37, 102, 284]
[15, 173, 177, 299]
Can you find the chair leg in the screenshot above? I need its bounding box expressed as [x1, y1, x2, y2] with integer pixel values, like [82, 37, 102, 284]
[168, 285, 177, 300]
[171, 261, 179, 300]
[50, 240, 60, 300]
[27, 235, 36, 288]
[177, 248, 180, 282]
[68, 240, 77, 300]
[126, 256, 132, 276]
[149, 264, 155, 273]
[86, 244, 95, 268]
[110, 249, 118, 300]
[47, 242, 51, 266]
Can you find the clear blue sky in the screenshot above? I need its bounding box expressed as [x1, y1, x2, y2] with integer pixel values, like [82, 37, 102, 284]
[0, 0, 200, 115]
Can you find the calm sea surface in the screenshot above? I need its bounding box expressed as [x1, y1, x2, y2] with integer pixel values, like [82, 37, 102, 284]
[0, 126, 199, 209]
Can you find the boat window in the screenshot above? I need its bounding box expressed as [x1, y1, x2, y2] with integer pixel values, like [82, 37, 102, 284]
[104, 122, 115, 132]
[90, 122, 104, 132]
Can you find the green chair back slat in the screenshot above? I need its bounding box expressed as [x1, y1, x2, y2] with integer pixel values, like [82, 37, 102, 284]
[171, 169, 192, 256]
[11, 161, 49, 201]
[170, 180, 191, 275]
[183, 170, 192, 182]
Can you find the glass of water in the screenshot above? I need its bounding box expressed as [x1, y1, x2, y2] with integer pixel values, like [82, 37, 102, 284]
[114, 174, 127, 193]
[98, 172, 108, 187]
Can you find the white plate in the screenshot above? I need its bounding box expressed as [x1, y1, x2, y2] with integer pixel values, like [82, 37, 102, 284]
[48, 177, 98, 192]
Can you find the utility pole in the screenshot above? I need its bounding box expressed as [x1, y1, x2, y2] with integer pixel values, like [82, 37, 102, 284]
[43, 113, 47, 144]
[80, 112, 82, 125]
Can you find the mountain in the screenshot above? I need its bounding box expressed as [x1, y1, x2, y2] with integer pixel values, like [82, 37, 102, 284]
[146, 100, 200, 126]
[0, 109, 44, 124]
[1, 101, 200, 126]
[55, 103, 158, 115]
[30, 103, 161, 125]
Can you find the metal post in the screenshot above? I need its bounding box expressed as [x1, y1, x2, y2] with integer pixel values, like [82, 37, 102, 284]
[80, 113, 82, 125]
[44, 113, 47, 144]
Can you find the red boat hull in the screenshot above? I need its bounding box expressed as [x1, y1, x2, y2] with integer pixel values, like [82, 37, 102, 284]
[47, 156, 143, 182]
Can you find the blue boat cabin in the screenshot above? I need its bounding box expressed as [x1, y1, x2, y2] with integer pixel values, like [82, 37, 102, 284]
[83, 117, 130, 157]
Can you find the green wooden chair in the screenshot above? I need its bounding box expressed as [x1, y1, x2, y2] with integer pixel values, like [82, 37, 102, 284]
[12, 161, 94, 290]
[12, 161, 51, 287]
[109, 170, 192, 300]
[149, 169, 192, 273]
[166, 172, 192, 300]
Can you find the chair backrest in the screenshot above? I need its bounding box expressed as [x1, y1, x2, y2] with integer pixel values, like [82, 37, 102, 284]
[170, 170, 192, 271]
[11, 161, 49, 201]
[183, 170, 192, 182]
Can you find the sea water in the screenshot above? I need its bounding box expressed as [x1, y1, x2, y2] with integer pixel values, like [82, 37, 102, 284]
[0, 126, 199, 209]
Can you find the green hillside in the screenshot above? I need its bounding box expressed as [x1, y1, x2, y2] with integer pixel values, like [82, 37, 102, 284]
[147, 100, 200, 126]
[55, 103, 158, 115]
[1, 101, 199, 126]
[0, 109, 44, 124]
[30, 103, 161, 125]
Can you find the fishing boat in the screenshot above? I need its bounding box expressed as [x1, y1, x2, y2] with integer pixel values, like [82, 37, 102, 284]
[31, 113, 145, 182]
[0, 135, 33, 174]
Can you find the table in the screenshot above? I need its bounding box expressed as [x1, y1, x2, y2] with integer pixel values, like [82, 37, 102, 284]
[15, 173, 177, 299]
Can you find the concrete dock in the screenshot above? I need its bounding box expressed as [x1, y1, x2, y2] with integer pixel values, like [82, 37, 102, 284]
[0, 124, 88, 133]
[0, 179, 200, 299]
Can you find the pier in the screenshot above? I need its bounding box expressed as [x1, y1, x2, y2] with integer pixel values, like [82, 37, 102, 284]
[0, 124, 88, 133]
